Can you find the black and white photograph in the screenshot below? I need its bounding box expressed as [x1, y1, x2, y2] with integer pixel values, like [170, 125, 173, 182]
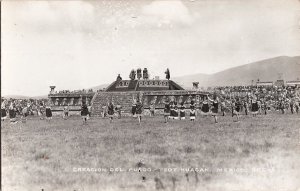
[1, 0, 300, 190]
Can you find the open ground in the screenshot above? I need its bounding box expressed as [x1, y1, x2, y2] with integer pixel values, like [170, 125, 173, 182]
[1, 113, 300, 191]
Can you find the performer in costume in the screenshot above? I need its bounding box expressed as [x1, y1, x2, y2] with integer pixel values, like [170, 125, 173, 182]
[1, 101, 7, 121]
[173, 102, 179, 120]
[80, 103, 89, 124]
[278, 98, 285, 114]
[63, 104, 70, 119]
[107, 102, 115, 123]
[262, 99, 268, 115]
[189, 105, 196, 122]
[251, 97, 259, 117]
[164, 100, 170, 123]
[220, 99, 226, 116]
[21, 105, 29, 123]
[136, 99, 143, 125]
[295, 97, 299, 114]
[115, 103, 122, 119]
[131, 99, 137, 117]
[38, 102, 45, 120]
[149, 102, 155, 117]
[257, 98, 262, 115]
[45, 103, 53, 121]
[87, 105, 92, 119]
[179, 102, 186, 120]
[290, 98, 295, 114]
[243, 100, 249, 116]
[201, 96, 210, 116]
[9, 103, 17, 124]
[102, 105, 107, 118]
[169, 101, 174, 119]
[232, 98, 242, 122]
[211, 96, 219, 123]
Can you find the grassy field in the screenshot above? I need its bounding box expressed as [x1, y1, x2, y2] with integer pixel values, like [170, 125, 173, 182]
[1, 113, 300, 191]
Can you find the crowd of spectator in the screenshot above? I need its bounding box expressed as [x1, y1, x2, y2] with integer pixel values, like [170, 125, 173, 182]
[1, 98, 49, 122]
[50, 89, 95, 94]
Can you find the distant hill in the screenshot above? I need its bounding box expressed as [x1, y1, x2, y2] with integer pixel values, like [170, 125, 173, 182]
[173, 56, 300, 87]
[3, 95, 48, 99]
[90, 83, 110, 91]
[2, 95, 30, 99]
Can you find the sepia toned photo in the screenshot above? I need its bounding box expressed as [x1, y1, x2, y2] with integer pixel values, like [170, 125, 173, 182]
[1, 0, 300, 191]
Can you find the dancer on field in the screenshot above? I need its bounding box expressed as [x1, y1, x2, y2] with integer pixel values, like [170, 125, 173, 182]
[201, 96, 210, 116]
[251, 97, 259, 117]
[232, 98, 242, 122]
[220, 99, 226, 116]
[179, 102, 186, 120]
[243, 100, 249, 115]
[80, 103, 89, 124]
[38, 102, 45, 120]
[1, 101, 7, 121]
[211, 96, 219, 123]
[131, 99, 137, 118]
[63, 104, 70, 119]
[164, 100, 170, 123]
[189, 104, 196, 122]
[9, 103, 17, 124]
[149, 102, 155, 117]
[173, 102, 179, 120]
[115, 102, 122, 119]
[21, 104, 29, 123]
[136, 99, 143, 125]
[169, 101, 174, 119]
[45, 103, 53, 122]
[107, 102, 115, 123]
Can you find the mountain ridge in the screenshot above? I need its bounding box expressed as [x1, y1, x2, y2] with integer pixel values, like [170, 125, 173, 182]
[173, 56, 300, 88]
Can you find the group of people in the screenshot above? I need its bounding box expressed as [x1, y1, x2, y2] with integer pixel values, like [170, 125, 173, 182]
[161, 85, 300, 123]
[100, 99, 144, 124]
[97, 86, 299, 125]
[1, 98, 53, 123]
[2, 85, 299, 125]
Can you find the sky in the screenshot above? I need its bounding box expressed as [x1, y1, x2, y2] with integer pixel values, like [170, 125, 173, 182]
[2, 0, 300, 96]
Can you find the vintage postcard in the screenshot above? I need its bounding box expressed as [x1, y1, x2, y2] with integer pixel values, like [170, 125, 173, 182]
[1, 0, 300, 191]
